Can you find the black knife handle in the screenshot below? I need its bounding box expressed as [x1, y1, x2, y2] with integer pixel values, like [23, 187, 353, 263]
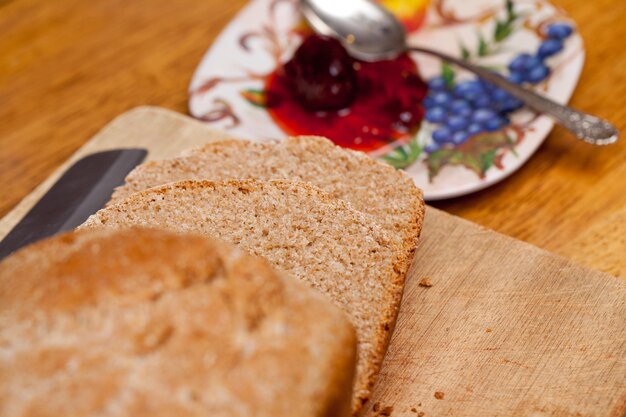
[0, 149, 147, 261]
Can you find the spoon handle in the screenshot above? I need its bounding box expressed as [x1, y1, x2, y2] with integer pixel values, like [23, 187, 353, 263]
[407, 46, 618, 145]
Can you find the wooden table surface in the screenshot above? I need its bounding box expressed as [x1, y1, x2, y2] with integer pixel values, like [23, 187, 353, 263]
[1, 0, 624, 276]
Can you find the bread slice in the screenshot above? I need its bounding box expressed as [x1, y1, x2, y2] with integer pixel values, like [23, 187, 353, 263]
[82, 179, 406, 414]
[0, 227, 356, 417]
[110, 136, 425, 268]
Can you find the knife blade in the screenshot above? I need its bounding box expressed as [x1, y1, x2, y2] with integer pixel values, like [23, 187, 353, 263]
[0, 149, 147, 260]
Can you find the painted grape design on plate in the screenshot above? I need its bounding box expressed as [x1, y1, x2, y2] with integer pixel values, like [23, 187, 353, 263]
[418, 20, 575, 180]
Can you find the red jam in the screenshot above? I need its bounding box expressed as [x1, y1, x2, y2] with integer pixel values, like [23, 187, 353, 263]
[264, 35, 427, 153]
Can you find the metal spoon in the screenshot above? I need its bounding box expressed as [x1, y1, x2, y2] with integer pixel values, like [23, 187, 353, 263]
[300, 0, 618, 145]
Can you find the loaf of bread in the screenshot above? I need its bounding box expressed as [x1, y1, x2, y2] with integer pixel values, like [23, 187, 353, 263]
[109, 136, 425, 269]
[82, 179, 407, 414]
[0, 227, 356, 417]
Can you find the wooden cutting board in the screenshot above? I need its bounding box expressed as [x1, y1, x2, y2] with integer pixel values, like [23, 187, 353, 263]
[1, 107, 624, 417]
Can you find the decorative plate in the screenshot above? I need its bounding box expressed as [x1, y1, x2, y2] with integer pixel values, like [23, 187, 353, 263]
[188, 0, 584, 200]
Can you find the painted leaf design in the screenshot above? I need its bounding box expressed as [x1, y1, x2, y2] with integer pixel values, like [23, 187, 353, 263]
[494, 20, 514, 41]
[477, 32, 489, 56]
[506, 0, 516, 18]
[425, 131, 514, 181]
[381, 139, 423, 169]
[494, 0, 518, 42]
[460, 43, 471, 60]
[240, 89, 267, 108]
[441, 62, 456, 88]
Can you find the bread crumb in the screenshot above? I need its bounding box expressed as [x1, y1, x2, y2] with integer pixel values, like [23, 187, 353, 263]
[418, 412, 425, 417]
[373, 402, 381, 412]
[410, 407, 417, 413]
[486, 328, 493, 333]
[418, 277, 433, 287]
[434, 391, 445, 400]
[380, 405, 393, 416]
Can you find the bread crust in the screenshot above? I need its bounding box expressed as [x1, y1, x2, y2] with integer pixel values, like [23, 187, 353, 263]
[0, 227, 356, 417]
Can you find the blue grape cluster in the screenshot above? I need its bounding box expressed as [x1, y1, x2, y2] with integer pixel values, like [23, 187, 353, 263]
[423, 78, 522, 152]
[507, 23, 573, 85]
[423, 22, 573, 153]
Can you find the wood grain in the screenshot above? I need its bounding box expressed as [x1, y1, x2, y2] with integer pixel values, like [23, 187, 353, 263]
[370, 209, 626, 417]
[0, 1, 624, 275]
[2, 107, 624, 417]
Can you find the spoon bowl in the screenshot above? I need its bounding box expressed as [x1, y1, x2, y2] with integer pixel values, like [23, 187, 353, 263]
[301, 0, 407, 61]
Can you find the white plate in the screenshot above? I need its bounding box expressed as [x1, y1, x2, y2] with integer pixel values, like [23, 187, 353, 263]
[189, 0, 584, 200]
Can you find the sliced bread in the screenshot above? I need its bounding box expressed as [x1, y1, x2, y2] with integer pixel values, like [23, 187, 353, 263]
[82, 179, 406, 414]
[0, 227, 356, 417]
[109, 135, 425, 266]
